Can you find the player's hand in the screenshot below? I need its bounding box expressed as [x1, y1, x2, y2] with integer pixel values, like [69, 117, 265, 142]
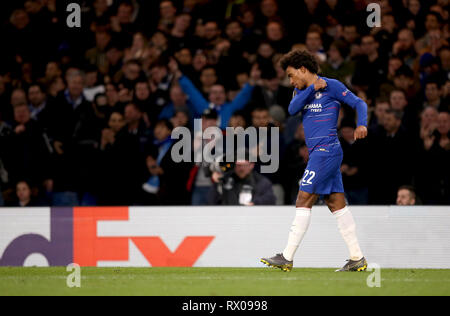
[314, 78, 327, 91]
[354, 126, 368, 140]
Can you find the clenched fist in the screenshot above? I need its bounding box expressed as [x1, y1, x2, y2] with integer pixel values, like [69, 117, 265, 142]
[354, 125, 368, 140]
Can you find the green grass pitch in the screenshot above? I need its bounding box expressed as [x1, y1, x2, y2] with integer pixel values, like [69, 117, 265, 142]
[1, 267, 449, 296]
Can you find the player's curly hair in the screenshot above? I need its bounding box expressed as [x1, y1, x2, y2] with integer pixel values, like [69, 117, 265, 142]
[279, 50, 319, 74]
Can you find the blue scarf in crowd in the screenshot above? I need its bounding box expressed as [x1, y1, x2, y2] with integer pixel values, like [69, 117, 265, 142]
[142, 137, 174, 194]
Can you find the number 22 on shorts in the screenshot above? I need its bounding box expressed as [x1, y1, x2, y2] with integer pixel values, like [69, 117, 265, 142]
[300, 170, 316, 186]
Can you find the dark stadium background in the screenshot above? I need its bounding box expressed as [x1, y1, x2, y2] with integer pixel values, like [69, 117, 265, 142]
[0, 0, 448, 208]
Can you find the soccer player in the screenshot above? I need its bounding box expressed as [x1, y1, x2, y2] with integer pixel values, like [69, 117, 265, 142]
[261, 50, 368, 272]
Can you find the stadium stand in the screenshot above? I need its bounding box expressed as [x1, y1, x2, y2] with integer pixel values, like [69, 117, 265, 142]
[0, 0, 448, 207]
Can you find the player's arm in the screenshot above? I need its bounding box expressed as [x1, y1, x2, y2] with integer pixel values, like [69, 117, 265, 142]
[288, 85, 316, 116]
[332, 81, 368, 140]
[288, 78, 326, 116]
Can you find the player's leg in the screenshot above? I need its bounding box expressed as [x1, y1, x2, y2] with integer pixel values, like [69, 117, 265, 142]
[323, 192, 346, 212]
[325, 192, 367, 272]
[296, 190, 319, 208]
[261, 191, 318, 271]
[282, 190, 319, 260]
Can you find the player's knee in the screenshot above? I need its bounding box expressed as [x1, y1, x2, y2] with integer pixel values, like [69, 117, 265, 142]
[325, 194, 346, 212]
[327, 200, 346, 213]
[328, 204, 339, 213]
[296, 191, 315, 208]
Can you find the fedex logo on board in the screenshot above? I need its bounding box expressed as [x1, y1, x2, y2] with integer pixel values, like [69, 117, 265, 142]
[0, 207, 214, 267]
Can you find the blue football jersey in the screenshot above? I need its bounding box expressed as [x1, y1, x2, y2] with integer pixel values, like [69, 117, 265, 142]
[288, 76, 368, 155]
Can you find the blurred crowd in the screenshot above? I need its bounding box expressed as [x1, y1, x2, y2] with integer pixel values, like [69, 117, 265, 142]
[0, 0, 448, 207]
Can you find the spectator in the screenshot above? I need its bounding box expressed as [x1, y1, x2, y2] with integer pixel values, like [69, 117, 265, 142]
[369, 98, 390, 130]
[86, 0, 111, 27]
[118, 59, 145, 90]
[249, 106, 286, 194]
[416, 12, 444, 53]
[105, 83, 119, 108]
[110, 1, 137, 48]
[10, 88, 27, 110]
[7, 180, 40, 207]
[423, 80, 444, 110]
[142, 119, 192, 205]
[341, 24, 361, 59]
[170, 13, 193, 52]
[224, 19, 259, 60]
[199, 66, 218, 96]
[392, 29, 417, 69]
[305, 29, 326, 64]
[389, 89, 419, 135]
[39, 61, 62, 88]
[98, 111, 144, 206]
[251, 66, 291, 112]
[419, 106, 439, 142]
[254, 41, 276, 71]
[208, 156, 276, 206]
[228, 111, 247, 129]
[85, 29, 111, 74]
[373, 14, 397, 57]
[49, 70, 100, 206]
[170, 108, 190, 129]
[396, 185, 417, 206]
[158, 0, 178, 33]
[158, 84, 190, 121]
[189, 109, 219, 206]
[174, 47, 194, 76]
[352, 34, 388, 99]
[203, 21, 223, 51]
[170, 59, 259, 130]
[339, 119, 368, 205]
[105, 43, 124, 80]
[92, 93, 112, 126]
[2, 102, 51, 188]
[83, 66, 105, 102]
[47, 77, 65, 98]
[392, 65, 418, 103]
[321, 40, 354, 86]
[266, 21, 290, 54]
[367, 109, 415, 204]
[418, 111, 450, 204]
[133, 81, 153, 121]
[124, 102, 152, 154]
[148, 59, 173, 109]
[403, 0, 425, 37]
[257, 0, 281, 27]
[27, 83, 52, 129]
[124, 32, 150, 63]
